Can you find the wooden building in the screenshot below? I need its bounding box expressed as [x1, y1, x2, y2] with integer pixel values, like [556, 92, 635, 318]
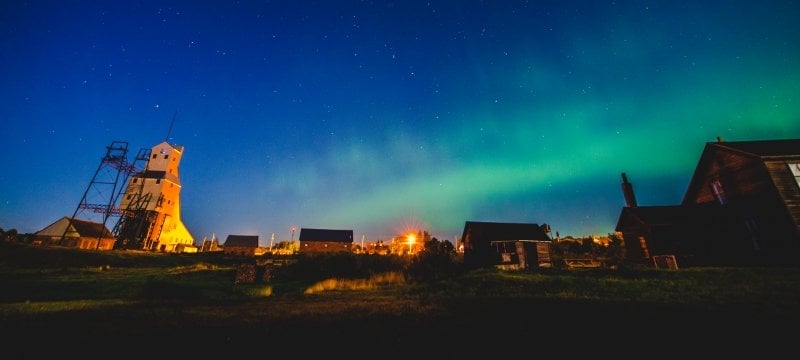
[298, 228, 354, 253]
[461, 221, 552, 269]
[616, 138, 800, 266]
[33, 216, 116, 250]
[115, 141, 194, 252]
[223, 235, 259, 256]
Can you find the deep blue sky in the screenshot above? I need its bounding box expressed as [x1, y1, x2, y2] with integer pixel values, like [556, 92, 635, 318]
[2, 0, 799, 245]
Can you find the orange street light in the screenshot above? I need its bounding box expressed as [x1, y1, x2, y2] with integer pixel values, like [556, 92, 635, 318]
[407, 234, 416, 255]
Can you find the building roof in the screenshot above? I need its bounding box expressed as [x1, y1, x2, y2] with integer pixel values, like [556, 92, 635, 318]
[224, 235, 259, 248]
[298, 228, 354, 243]
[615, 206, 687, 230]
[35, 216, 114, 238]
[615, 204, 740, 231]
[69, 218, 115, 238]
[461, 221, 551, 242]
[711, 138, 800, 158]
[682, 138, 800, 204]
[137, 170, 167, 178]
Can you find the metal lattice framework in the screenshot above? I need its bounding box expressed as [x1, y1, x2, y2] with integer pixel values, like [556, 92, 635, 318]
[111, 147, 156, 249]
[59, 141, 148, 248]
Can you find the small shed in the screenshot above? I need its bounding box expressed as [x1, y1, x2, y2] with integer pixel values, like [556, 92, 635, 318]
[33, 216, 116, 250]
[223, 235, 259, 256]
[298, 228, 354, 253]
[461, 221, 552, 269]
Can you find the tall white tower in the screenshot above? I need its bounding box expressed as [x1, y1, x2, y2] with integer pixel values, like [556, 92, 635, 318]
[117, 141, 194, 251]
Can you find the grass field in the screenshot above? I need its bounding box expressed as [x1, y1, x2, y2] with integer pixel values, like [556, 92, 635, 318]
[1, 242, 798, 356]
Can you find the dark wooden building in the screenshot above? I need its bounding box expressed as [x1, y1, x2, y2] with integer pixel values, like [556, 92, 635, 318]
[616, 138, 800, 266]
[223, 235, 259, 256]
[298, 228, 354, 253]
[461, 221, 552, 269]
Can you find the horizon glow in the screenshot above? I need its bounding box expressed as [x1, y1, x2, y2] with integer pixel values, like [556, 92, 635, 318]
[1, 1, 799, 245]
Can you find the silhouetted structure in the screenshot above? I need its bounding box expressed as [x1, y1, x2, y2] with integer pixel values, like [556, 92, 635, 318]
[616, 138, 800, 266]
[223, 235, 260, 256]
[200, 234, 223, 252]
[298, 228, 354, 253]
[461, 221, 552, 269]
[621, 172, 638, 207]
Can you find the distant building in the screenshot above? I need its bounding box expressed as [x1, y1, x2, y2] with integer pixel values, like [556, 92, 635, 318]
[298, 228, 354, 253]
[616, 138, 800, 266]
[115, 141, 194, 252]
[461, 221, 552, 269]
[200, 234, 223, 252]
[389, 230, 429, 255]
[33, 216, 116, 250]
[174, 243, 198, 253]
[223, 235, 260, 256]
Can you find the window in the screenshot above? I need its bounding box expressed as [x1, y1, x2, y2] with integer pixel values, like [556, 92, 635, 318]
[789, 163, 800, 188]
[163, 154, 168, 159]
[711, 180, 726, 204]
[132, 178, 137, 183]
[156, 179, 161, 184]
[638, 236, 650, 258]
[152, 154, 157, 159]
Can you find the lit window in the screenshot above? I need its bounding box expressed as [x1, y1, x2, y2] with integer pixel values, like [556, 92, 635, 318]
[789, 163, 800, 188]
[638, 236, 650, 258]
[711, 180, 726, 204]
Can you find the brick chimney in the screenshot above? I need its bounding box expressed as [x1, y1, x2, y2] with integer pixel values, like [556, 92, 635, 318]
[621, 172, 638, 207]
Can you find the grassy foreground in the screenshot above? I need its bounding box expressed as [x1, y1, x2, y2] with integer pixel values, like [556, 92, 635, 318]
[1, 242, 798, 355]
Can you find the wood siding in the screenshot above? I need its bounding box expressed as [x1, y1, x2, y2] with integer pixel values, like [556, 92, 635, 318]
[224, 246, 257, 256]
[300, 241, 352, 253]
[766, 161, 800, 235]
[685, 149, 774, 205]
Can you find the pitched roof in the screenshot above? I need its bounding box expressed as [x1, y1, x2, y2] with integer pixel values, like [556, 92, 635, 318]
[69, 218, 115, 238]
[137, 170, 167, 178]
[615, 204, 739, 231]
[462, 221, 551, 242]
[711, 138, 800, 158]
[35, 217, 115, 238]
[298, 228, 353, 243]
[224, 235, 259, 247]
[682, 138, 800, 204]
[615, 206, 687, 230]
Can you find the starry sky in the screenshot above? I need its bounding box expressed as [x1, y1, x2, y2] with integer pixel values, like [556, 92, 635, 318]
[2, 0, 799, 246]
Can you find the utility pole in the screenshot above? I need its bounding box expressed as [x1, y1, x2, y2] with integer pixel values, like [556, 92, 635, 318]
[270, 232, 275, 253]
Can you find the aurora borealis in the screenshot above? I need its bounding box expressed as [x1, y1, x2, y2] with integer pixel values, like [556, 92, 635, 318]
[2, 1, 799, 244]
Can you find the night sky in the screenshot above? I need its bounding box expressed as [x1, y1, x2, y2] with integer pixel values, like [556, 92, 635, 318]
[2, 1, 799, 245]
